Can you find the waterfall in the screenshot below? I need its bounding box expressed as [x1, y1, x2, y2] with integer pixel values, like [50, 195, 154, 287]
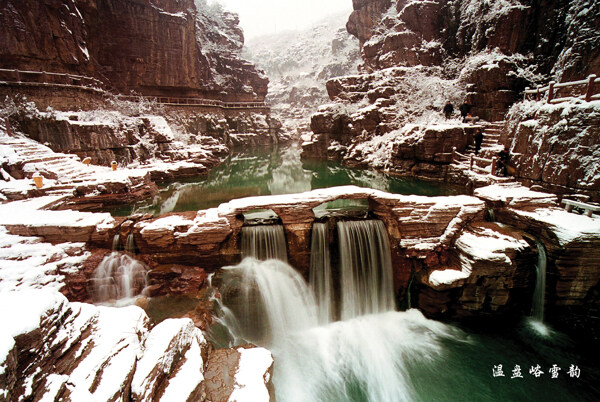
[241, 225, 288, 261]
[531, 238, 547, 321]
[217, 258, 318, 346]
[309, 223, 334, 324]
[112, 233, 121, 251]
[125, 233, 136, 255]
[214, 228, 468, 402]
[337, 220, 395, 320]
[92, 252, 147, 303]
[405, 272, 414, 310]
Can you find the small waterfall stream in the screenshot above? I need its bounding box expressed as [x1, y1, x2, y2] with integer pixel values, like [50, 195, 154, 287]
[241, 225, 288, 261]
[309, 223, 334, 324]
[125, 233, 136, 255]
[112, 233, 121, 251]
[92, 252, 148, 303]
[531, 238, 547, 321]
[92, 234, 148, 303]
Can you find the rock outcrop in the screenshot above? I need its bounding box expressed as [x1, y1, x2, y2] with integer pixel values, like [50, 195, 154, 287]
[504, 100, 600, 201]
[0, 290, 275, 401]
[0, 0, 268, 101]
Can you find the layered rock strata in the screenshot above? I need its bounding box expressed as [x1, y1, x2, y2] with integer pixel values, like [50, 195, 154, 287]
[0, 0, 268, 101]
[0, 290, 274, 401]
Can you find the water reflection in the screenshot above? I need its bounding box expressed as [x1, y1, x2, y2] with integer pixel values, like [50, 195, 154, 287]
[113, 145, 464, 216]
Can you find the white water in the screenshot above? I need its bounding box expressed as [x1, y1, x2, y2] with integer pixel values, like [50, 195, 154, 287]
[112, 233, 121, 251]
[309, 223, 334, 324]
[92, 252, 148, 303]
[125, 233, 136, 255]
[532, 238, 547, 321]
[218, 258, 318, 345]
[217, 219, 461, 401]
[217, 256, 465, 401]
[337, 220, 395, 320]
[241, 225, 288, 261]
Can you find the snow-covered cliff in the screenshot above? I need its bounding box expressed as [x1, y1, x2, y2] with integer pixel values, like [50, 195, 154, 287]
[244, 13, 360, 138]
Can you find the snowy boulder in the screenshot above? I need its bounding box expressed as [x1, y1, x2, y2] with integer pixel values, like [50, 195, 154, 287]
[132, 318, 209, 401]
[420, 222, 535, 317]
[0, 290, 149, 401]
[204, 345, 274, 402]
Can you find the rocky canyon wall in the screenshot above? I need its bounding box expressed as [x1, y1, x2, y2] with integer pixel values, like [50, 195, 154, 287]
[245, 12, 361, 139]
[504, 100, 600, 201]
[304, 0, 600, 174]
[0, 0, 268, 101]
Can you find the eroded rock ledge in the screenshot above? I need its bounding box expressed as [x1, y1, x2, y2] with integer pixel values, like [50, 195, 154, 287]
[3, 184, 599, 328]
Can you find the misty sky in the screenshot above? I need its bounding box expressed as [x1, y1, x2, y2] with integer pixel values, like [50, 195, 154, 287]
[213, 0, 353, 39]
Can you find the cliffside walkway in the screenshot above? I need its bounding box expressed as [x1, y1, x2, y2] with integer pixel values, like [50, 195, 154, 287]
[0, 68, 105, 94]
[524, 74, 599, 104]
[115, 95, 268, 110]
[0, 68, 269, 111]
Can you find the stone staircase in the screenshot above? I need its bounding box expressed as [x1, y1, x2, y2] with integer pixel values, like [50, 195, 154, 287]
[451, 121, 514, 183]
[464, 121, 505, 159]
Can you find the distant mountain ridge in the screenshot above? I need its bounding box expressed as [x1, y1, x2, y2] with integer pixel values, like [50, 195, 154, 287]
[244, 12, 361, 137]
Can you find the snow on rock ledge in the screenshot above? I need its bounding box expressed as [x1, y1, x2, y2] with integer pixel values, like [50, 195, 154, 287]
[422, 222, 534, 316]
[0, 289, 275, 401]
[132, 318, 208, 401]
[204, 345, 274, 402]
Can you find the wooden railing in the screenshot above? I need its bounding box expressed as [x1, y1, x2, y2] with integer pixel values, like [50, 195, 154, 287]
[116, 95, 268, 109]
[0, 68, 105, 92]
[0, 68, 269, 110]
[524, 74, 599, 104]
[451, 147, 497, 176]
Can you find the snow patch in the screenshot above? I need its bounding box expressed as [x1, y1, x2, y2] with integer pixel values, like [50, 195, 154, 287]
[228, 347, 273, 402]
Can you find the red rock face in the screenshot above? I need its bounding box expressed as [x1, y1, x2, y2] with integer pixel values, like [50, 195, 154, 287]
[0, 0, 268, 101]
[0, 0, 90, 73]
[505, 101, 600, 201]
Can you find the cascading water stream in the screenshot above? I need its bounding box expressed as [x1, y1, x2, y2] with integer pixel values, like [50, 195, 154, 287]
[241, 225, 288, 261]
[92, 252, 148, 303]
[337, 220, 395, 320]
[531, 238, 547, 321]
[309, 222, 334, 324]
[125, 233, 136, 255]
[216, 258, 319, 345]
[112, 233, 121, 251]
